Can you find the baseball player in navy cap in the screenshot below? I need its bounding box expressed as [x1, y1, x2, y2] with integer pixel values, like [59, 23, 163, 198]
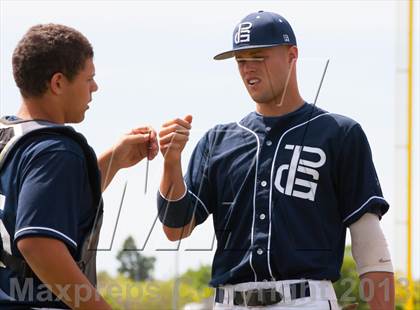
[157, 11, 394, 309]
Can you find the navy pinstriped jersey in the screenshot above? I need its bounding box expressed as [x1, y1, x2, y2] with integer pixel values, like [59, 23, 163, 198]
[161, 102, 389, 286]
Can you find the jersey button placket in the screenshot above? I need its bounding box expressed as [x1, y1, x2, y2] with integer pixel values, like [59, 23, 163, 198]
[253, 130, 273, 280]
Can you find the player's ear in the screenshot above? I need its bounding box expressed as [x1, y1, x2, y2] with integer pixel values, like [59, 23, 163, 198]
[288, 46, 298, 65]
[49, 72, 66, 95]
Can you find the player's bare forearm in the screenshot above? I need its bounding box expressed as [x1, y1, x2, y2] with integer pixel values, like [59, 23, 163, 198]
[360, 272, 394, 310]
[17, 237, 112, 310]
[159, 115, 193, 200]
[98, 147, 119, 192]
[159, 115, 194, 241]
[160, 159, 186, 200]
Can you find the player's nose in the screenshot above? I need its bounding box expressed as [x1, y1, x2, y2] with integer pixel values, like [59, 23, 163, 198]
[243, 61, 259, 74]
[91, 80, 99, 92]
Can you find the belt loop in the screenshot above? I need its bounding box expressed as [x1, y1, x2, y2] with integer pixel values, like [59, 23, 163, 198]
[224, 287, 230, 305]
[221, 286, 231, 305]
[282, 282, 292, 303]
[309, 280, 321, 300]
[275, 281, 285, 304]
[242, 291, 247, 307]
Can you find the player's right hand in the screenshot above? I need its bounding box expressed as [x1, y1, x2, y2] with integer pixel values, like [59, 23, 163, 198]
[159, 115, 192, 163]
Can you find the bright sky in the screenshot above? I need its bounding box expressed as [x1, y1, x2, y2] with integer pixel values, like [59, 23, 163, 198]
[1, 1, 419, 280]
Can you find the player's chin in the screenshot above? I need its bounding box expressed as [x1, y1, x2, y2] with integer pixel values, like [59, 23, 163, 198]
[67, 112, 86, 124]
[249, 93, 271, 105]
[246, 87, 265, 101]
[247, 90, 260, 101]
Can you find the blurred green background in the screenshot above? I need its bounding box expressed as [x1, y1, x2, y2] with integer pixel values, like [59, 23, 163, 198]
[99, 238, 419, 309]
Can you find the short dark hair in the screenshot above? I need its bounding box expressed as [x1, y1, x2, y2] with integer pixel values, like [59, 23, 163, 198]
[12, 23, 94, 98]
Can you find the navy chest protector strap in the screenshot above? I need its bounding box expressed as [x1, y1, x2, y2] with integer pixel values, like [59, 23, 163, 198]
[0, 118, 103, 286]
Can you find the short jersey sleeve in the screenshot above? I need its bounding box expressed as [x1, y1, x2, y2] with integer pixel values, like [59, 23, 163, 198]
[15, 150, 87, 254]
[336, 124, 389, 226]
[184, 130, 215, 226]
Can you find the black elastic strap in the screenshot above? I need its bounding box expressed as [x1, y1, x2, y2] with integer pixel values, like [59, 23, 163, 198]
[157, 192, 194, 228]
[0, 250, 34, 279]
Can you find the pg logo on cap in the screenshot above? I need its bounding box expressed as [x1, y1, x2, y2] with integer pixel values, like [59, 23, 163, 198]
[234, 22, 252, 44]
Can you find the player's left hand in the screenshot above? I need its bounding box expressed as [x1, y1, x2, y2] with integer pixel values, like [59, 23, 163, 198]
[111, 126, 159, 169]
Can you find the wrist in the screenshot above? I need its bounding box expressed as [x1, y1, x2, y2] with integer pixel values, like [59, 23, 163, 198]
[163, 156, 182, 169]
[105, 146, 125, 172]
[98, 148, 120, 187]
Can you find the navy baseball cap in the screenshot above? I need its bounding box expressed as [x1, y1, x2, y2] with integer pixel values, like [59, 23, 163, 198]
[214, 11, 297, 60]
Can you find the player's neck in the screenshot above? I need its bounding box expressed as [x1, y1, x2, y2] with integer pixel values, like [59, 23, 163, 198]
[17, 96, 65, 124]
[255, 93, 305, 117]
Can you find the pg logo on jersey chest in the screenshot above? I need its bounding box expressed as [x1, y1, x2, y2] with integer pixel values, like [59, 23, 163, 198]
[274, 144, 326, 202]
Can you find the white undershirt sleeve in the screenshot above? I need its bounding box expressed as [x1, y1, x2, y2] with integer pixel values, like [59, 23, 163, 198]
[349, 213, 393, 276]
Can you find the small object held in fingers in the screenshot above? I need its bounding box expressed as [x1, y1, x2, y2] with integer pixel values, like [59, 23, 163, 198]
[144, 131, 151, 194]
[236, 57, 265, 62]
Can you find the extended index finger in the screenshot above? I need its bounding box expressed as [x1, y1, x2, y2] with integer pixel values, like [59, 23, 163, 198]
[162, 117, 192, 129]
